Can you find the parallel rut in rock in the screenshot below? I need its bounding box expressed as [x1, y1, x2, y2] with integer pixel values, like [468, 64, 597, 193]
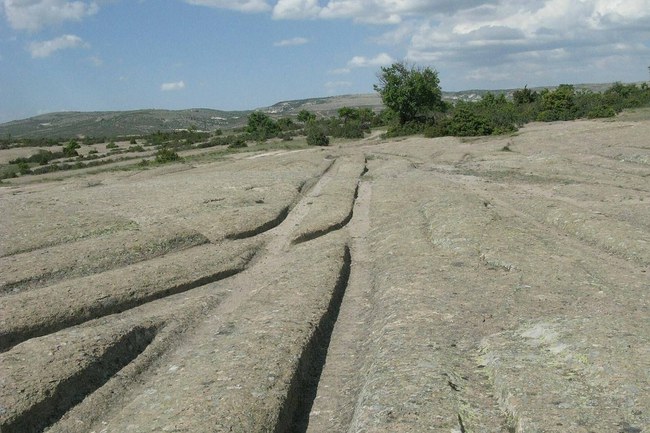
[1, 326, 157, 433]
[275, 246, 352, 433]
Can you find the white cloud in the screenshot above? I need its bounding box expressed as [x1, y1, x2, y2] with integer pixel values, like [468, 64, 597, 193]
[272, 0, 320, 19]
[184, 0, 270, 13]
[329, 67, 351, 74]
[29, 34, 89, 58]
[319, 0, 401, 24]
[273, 37, 309, 47]
[161, 81, 186, 91]
[274, 0, 650, 86]
[3, 0, 99, 31]
[388, 1, 650, 87]
[347, 52, 394, 68]
[88, 55, 103, 66]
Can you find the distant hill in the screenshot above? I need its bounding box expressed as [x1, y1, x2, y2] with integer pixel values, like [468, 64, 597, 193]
[0, 94, 389, 139]
[0, 83, 632, 138]
[0, 108, 250, 139]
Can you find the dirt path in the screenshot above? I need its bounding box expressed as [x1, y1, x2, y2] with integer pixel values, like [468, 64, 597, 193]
[1, 117, 648, 432]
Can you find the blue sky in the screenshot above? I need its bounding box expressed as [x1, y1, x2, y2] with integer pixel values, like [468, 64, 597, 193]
[1, 0, 649, 123]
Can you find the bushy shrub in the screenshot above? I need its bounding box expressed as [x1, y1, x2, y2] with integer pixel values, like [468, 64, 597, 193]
[63, 140, 81, 157]
[17, 162, 31, 175]
[280, 133, 294, 141]
[196, 135, 244, 148]
[425, 95, 517, 138]
[385, 121, 425, 137]
[306, 127, 329, 146]
[587, 106, 616, 119]
[447, 105, 494, 136]
[513, 86, 538, 105]
[474, 93, 519, 133]
[277, 117, 298, 132]
[536, 85, 578, 121]
[106, 141, 118, 149]
[246, 111, 280, 141]
[328, 120, 367, 139]
[227, 137, 247, 149]
[297, 109, 316, 124]
[10, 150, 65, 165]
[82, 136, 106, 146]
[423, 119, 451, 138]
[31, 164, 62, 175]
[154, 147, 180, 163]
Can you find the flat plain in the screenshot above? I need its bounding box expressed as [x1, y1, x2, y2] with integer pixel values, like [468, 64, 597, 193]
[1, 114, 648, 432]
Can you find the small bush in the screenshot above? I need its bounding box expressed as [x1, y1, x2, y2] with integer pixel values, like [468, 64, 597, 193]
[447, 106, 493, 136]
[10, 149, 65, 165]
[154, 147, 180, 163]
[31, 164, 62, 175]
[106, 142, 118, 149]
[201, 135, 245, 148]
[227, 138, 248, 149]
[63, 140, 81, 157]
[423, 119, 451, 138]
[0, 168, 18, 180]
[587, 106, 616, 119]
[331, 121, 367, 139]
[385, 121, 425, 138]
[17, 162, 31, 175]
[306, 128, 329, 146]
[280, 133, 294, 141]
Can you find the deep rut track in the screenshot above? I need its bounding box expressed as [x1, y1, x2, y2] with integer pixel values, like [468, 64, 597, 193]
[2, 119, 649, 432]
[1, 154, 365, 433]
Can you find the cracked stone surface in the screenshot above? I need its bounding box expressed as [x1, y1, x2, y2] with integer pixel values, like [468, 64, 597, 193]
[1, 117, 648, 432]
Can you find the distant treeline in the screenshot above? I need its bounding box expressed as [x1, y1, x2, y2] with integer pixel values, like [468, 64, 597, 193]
[2, 81, 648, 149]
[422, 81, 650, 138]
[372, 63, 650, 138]
[2, 76, 650, 181]
[239, 80, 650, 142]
[0, 128, 212, 150]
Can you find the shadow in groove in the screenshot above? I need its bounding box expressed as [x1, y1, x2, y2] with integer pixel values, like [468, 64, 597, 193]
[274, 246, 352, 433]
[2, 326, 157, 433]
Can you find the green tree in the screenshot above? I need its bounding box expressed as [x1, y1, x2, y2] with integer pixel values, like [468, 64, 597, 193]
[447, 104, 493, 136]
[374, 62, 445, 125]
[357, 108, 376, 125]
[17, 162, 31, 175]
[513, 85, 538, 105]
[306, 126, 329, 146]
[63, 139, 80, 157]
[246, 111, 280, 141]
[277, 117, 297, 131]
[337, 107, 359, 124]
[155, 147, 180, 163]
[537, 84, 577, 121]
[297, 109, 316, 124]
